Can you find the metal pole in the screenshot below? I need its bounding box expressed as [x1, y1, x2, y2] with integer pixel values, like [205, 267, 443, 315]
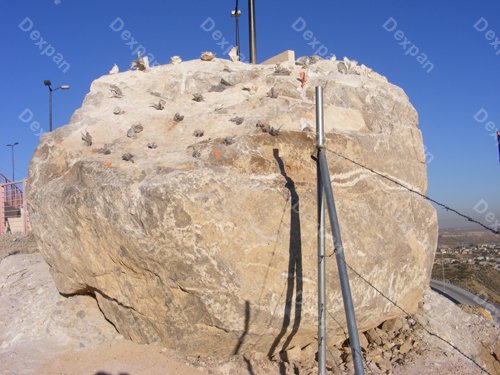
[235, 15, 240, 57]
[231, 1, 241, 58]
[316, 87, 326, 375]
[248, 0, 257, 63]
[235, 0, 240, 57]
[316, 87, 325, 148]
[10, 146, 15, 182]
[315, 86, 365, 375]
[318, 151, 365, 375]
[49, 88, 53, 132]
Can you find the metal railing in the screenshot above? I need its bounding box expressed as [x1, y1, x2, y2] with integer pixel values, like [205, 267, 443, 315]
[1, 173, 24, 209]
[0, 176, 30, 236]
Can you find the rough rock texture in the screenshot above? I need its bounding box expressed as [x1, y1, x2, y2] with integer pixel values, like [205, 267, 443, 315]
[28, 58, 438, 358]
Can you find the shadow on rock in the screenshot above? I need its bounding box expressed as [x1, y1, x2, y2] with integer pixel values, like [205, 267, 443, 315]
[268, 149, 303, 358]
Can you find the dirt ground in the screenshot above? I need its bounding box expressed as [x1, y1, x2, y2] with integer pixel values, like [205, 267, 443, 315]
[0, 232, 38, 260]
[37, 340, 270, 375]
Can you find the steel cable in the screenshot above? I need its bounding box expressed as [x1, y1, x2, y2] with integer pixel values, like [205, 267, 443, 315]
[324, 147, 499, 235]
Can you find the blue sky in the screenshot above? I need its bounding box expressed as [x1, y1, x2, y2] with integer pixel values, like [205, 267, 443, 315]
[1, 0, 499, 229]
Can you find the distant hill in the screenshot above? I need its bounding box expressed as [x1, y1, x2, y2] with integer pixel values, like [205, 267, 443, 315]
[438, 228, 500, 248]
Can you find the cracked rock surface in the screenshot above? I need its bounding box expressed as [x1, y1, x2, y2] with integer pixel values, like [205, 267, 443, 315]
[28, 58, 437, 359]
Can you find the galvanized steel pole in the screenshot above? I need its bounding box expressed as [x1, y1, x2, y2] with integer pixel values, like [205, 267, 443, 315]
[248, 0, 257, 63]
[318, 151, 365, 375]
[316, 86, 365, 375]
[316, 87, 327, 375]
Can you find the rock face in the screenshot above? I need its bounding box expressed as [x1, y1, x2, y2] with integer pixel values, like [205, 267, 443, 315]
[28, 58, 438, 359]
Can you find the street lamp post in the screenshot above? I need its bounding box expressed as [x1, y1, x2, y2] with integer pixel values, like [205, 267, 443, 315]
[6, 142, 19, 182]
[44, 80, 70, 132]
[231, 0, 241, 58]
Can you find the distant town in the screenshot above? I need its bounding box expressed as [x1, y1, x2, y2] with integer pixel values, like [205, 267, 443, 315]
[432, 228, 500, 305]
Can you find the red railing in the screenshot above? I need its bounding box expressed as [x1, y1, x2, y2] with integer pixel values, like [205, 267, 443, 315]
[1, 173, 24, 209]
[0, 174, 30, 235]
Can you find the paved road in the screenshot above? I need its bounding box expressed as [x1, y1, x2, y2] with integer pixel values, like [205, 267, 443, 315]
[430, 279, 500, 324]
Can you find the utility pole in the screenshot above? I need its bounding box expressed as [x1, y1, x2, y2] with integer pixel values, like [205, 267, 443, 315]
[248, 0, 257, 63]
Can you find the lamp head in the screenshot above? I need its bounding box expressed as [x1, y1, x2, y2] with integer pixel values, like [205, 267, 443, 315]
[60, 85, 70, 90]
[44, 80, 52, 87]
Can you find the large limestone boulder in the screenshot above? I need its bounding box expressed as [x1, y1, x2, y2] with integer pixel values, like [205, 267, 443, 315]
[28, 57, 437, 359]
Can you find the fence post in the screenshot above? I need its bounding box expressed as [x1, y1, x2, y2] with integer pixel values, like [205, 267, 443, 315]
[315, 86, 365, 375]
[0, 184, 4, 236]
[23, 179, 29, 233]
[316, 86, 327, 375]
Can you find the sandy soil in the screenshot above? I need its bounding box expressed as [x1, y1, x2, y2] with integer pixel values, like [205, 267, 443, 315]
[38, 341, 231, 375]
[0, 232, 38, 260]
